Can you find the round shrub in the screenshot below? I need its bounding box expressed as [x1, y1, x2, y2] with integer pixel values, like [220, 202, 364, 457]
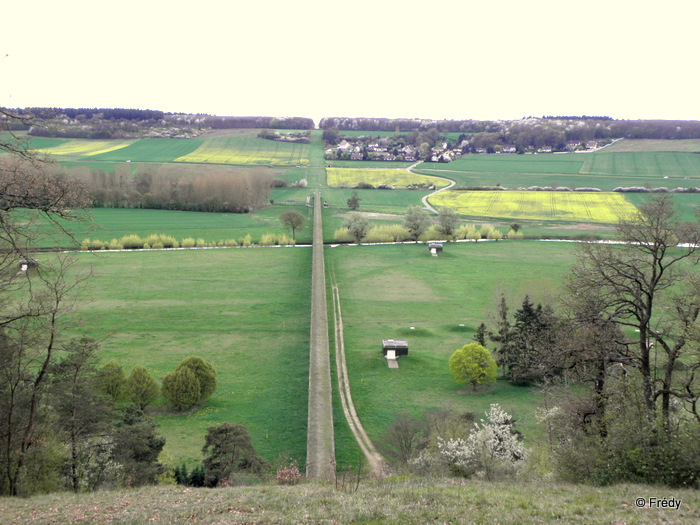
[120, 234, 144, 249]
[162, 367, 201, 411]
[176, 356, 217, 403]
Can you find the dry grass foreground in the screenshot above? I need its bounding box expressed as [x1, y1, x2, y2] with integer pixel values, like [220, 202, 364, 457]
[1, 479, 697, 524]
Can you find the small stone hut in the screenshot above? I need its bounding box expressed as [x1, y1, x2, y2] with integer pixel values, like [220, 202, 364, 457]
[382, 339, 408, 358]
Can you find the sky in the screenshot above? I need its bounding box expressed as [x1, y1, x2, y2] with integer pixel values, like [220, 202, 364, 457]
[2, 0, 699, 126]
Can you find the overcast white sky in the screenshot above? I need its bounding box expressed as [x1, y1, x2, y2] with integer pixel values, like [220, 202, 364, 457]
[2, 0, 699, 126]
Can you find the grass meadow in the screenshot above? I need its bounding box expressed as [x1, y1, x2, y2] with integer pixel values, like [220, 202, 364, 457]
[66, 248, 312, 466]
[325, 241, 577, 447]
[56, 238, 578, 468]
[34, 205, 315, 248]
[81, 139, 204, 162]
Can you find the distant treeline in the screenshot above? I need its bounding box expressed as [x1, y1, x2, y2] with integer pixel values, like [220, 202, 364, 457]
[15, 107, 166, 121]
[11, 108, 314, 139]
[199, 115, 313, 130]
[319, 116, 700, 140]
[54, 163, 272, 213]
[15, 108, 313, 129]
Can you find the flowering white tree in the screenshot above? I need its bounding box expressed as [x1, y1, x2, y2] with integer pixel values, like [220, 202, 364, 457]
[438, 404, 527, 480]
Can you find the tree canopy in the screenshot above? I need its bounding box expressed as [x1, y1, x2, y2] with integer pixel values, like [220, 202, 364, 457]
[279, 210, 306, 240]
[449, 343, 497, 390]
[343, 213, 370, 244]
[201, 422, 269, 485]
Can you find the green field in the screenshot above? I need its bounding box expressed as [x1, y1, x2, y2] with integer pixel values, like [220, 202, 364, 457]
[35, 139, 133, 157]
[30, 135, 309, 166]
[605, 138, 700, 152]
[89, 138, 204, 162]
[176, 136, 309, 166]
[326, 241, 577, 445]
[67, 248, 312, 465]
[34, 206, 315, 248]
[13, 132, 700, 487]
[62, 240, 576, 466]
[429, 191, 639, 223]
[415, 150, 700, 190]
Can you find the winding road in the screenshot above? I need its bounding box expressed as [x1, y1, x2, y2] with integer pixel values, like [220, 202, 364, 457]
[404, 161, 456, 214]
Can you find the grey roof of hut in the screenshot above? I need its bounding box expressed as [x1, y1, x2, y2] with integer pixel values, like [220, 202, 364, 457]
[382, 339, 408, 349]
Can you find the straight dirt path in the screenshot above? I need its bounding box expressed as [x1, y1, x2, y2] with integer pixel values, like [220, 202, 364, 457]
[305, 192, 335, 481]
[329, 267, 390, 477]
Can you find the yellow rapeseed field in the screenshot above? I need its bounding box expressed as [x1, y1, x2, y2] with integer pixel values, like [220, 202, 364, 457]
[429, 191, 638, 223]
[327, 168, 449, 189]
[35, 140, 132, 156]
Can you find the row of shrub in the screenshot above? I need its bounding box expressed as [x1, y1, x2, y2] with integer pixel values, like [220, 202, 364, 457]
[81, 233, 295, 251]
[456, 185, 700, 193]
[101, 356, 217, 412]
[612, 186, 700, 193]
[334, 223, 520, 243]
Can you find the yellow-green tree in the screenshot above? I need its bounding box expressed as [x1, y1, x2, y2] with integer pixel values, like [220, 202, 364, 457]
[449, 343, 497, 391]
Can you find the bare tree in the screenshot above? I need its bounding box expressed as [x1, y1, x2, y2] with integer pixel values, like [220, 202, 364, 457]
[0, 109, 91, 495]
[279, 210, 306, 241]
[566, 194, 700, 428]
